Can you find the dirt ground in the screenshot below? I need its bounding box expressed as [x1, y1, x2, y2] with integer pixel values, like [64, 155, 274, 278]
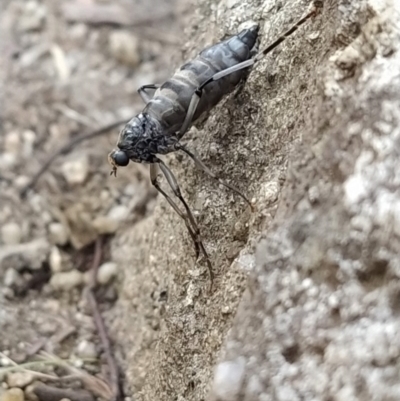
[0, 0, 187, 399]
[2, 0, 400, 400]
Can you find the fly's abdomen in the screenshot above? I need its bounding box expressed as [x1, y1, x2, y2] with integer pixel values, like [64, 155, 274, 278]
[145, 25, 259, 135]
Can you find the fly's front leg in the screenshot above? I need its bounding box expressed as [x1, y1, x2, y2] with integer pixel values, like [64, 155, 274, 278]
[138, 84, 160, 104]
[150, 163, 200, 259]
[150, 162, 214, 286]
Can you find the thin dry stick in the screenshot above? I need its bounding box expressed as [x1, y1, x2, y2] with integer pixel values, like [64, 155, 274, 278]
[21, 120, 126, 197]
[38, 351, 112, 399]
[86, 237, 122, 401]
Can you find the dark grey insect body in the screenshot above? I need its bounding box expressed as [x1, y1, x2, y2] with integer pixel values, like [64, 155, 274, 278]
[108, 2, 321, 287]
[112, 26, 258, 165]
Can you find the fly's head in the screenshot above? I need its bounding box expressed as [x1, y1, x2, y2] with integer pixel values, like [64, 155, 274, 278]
[108, 113, 161, 176]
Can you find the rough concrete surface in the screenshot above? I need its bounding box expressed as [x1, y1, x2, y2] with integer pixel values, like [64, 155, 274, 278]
[110, 0, 400, 399]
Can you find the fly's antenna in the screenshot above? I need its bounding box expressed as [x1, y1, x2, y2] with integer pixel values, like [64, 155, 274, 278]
[255, 0, 323, 62]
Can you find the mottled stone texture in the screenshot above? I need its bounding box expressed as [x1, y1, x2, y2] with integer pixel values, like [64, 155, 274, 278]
[111, 0, 400, 400]
[209, 1, 400, 400]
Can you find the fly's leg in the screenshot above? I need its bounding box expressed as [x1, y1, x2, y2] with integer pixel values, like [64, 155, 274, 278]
[150, 162, 214, 286]
[176, 143, 253, 210]
[138, 84, 160, 104]
[255, 0, 322, 61]
[156, 159, 214, 285]
[149, 163, 200, 259]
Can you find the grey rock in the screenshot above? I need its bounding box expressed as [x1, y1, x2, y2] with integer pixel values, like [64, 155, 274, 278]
[109, 31, 140, 67]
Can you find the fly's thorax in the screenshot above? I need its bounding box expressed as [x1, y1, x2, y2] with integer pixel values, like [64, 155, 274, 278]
[116, 113, 177, 163]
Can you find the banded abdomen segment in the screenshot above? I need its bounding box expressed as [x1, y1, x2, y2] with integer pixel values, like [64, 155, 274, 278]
[144, 25, 258, 136]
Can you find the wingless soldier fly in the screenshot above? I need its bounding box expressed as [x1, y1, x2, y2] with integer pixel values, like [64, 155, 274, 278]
[108, 1, 322, 284]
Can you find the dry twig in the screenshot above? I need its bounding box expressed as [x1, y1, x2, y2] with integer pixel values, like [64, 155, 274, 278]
[86, 237, 123, 401]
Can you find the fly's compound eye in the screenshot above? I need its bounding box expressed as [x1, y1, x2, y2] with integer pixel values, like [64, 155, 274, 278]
[108, 149, 129, 177]
[113, 150, 129, 167]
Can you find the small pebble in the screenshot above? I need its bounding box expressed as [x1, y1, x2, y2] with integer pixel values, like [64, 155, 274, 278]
[97, 262, 118, 285]
[109, 31, 140, 67]
[14, 176, 30, 190]
[4, 132, 21, 153]
[92, 216, 119, 234]
[226, 241, 242, 260]
[61, 154, 89, 185]
[24, 384, 39, 401]
[22, 130, 36, 157]
[235, 254, 255, 272]
[221, 306, 230, 314]
[48, 222, 69, 246]
[1, 223, 22, 245]
[76, 340, 98, 359]
[3, 268, 21, 288]
[0, 239, 48, 269]
[49, 246, 63, 273]
[0, 388, 25, 401]
[213, 359, 246, 401]
[0, 153, 17, 170]
[18, 1, 47, 32]
[50, 270, 84, 291]
[107, 205, 129, 222]
[7, 372, 34, 388]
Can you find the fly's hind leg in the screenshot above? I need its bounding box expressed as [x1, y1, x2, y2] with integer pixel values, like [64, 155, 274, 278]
[176, 143, 253, 210]
[150, 162, 214, 287]
[175, 59, 256, 209]
[138, 84, 160, 104]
